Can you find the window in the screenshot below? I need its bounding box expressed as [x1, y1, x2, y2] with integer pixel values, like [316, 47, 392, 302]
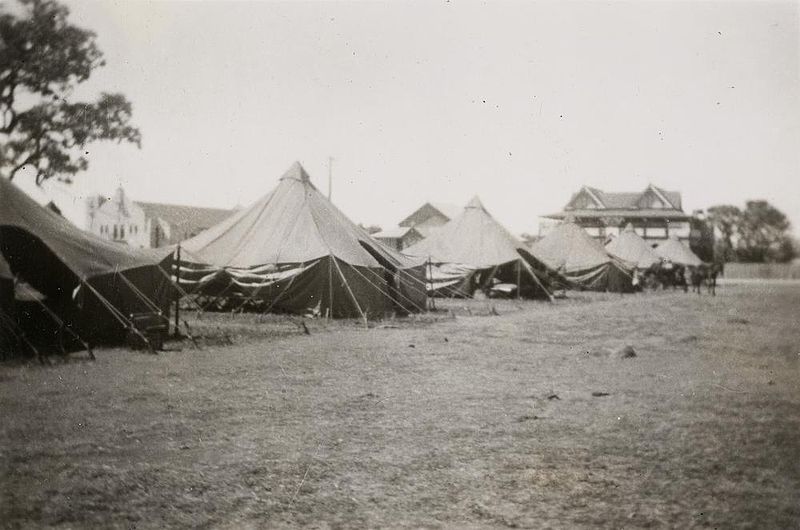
[113, 225, 118, 239]
[121, 226, 125, 239]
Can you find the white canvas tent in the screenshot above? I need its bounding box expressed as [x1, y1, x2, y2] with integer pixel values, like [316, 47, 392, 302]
[179, 162, 428, 318]
[531, 221, 633, 292]
[404, 197, 560, 299]
[605, 223, 662, 269]
[654, 235, 703, 267]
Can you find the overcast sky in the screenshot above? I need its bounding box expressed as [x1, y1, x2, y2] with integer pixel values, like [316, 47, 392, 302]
[34, 0, 800, 235]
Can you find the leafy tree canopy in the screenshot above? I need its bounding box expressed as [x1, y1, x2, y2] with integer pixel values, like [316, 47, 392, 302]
[707, 200, 795, 263]
[0, 0, 140, 184]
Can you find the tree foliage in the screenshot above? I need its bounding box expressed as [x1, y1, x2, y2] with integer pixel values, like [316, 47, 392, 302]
[707, 205, 742, 262]
[707, 201, 795, 263]
[0, 0, 140, 184]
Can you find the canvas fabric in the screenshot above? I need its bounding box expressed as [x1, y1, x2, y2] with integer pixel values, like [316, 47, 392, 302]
[179, 163, 427, 317]
[0, 178, 174, 345]
[605, 225, 662, 269]
[405, 197, 557, 298]
[654, 236, 703, 267]
[531, 222, 633, 292]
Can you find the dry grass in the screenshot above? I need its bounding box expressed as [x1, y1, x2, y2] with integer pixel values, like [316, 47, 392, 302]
[1, 285, 799, 528]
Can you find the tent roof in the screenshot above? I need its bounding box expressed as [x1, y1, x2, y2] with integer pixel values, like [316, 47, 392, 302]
[654, 236, 703, 266]
[530, 222, 614, 273]
[605, 224, 661, 268]
[0, 177, 171, 279]
[181, 162, 419, 269]
[404, 196, 541, 268]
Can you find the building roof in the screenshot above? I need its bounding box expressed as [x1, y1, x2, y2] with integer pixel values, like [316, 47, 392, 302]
[136, 201, 236, 234]
[428, 202, 463, 221]
[398, 201, 462, 227]
[546, 184, 686, 221]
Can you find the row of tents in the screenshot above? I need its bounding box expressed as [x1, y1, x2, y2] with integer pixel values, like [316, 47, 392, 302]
[0, 162, 704, 355]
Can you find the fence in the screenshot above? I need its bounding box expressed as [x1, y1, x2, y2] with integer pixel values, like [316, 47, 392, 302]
[722, 263, 800, 281]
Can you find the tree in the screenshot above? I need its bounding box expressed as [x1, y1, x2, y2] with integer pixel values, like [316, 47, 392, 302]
[736, 200, 795, 263]
[706, 205, 742, 262]
[688, 211, 715, 263]
[0, 0, 140, 184]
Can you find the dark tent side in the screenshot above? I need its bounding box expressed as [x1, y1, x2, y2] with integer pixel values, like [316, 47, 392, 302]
[179, 162, 428, 318]
[530, 221, 633, 292]
[0, 177, 174, 349]
[404, 197, 560, 299]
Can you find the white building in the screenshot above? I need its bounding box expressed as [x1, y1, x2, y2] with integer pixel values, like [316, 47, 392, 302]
[87, 187, 150, 248]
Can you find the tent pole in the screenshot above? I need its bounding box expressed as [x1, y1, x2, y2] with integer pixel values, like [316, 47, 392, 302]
[328, 255, 334, 319]
[174, 245, 181, 337]
[427, 256, 435, 311]
[330, 256, 368, 328]
[521, 260, 554, 302]
[16, 279, 95, 359]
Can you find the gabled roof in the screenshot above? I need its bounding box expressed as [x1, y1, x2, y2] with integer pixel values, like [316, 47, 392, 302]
[428, 202, 463, 221]
[398, 201, 461, 227]
[563, 184, 684, 212]
[136, 202, 235, 234]
[181, 162, 420, 269]
[605, 224, 661, 268]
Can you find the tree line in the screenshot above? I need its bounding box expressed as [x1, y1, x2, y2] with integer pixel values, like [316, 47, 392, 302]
[706, 202, 796, 264]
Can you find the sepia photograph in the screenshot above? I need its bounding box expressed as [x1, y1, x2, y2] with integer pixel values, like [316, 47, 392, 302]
[1, 0, 799, 527]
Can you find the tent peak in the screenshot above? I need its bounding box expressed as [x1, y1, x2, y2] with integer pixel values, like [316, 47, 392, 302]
[465, 196, 485, 210]
[279, 161, 311, 183]
[623, 222, 635, 232]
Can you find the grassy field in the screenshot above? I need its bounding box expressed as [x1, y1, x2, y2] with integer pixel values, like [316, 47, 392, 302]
[1, 285, 799, 528]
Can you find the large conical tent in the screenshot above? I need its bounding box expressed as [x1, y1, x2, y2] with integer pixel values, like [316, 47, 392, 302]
[605, 223, 662, 269]
[179, 162, 427, 318]
[404, 196, 558, 298]
[530, 221, 633, 292]
[654, 235, 703, 267]
[0, 177, 174, 347]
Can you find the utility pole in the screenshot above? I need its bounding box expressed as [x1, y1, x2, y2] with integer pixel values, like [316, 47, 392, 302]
[328, 156, 334, 201]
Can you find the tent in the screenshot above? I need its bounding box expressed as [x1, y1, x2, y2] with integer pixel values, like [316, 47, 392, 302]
[178, 162, 428, 318]
[605, 223, 662, 269]
[0, 253, 15, 354]
[530, 221, 633, 292]
[0, 177, 174, 350]
[403, 197, 559, 299]
[654, 235, 703, 267]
